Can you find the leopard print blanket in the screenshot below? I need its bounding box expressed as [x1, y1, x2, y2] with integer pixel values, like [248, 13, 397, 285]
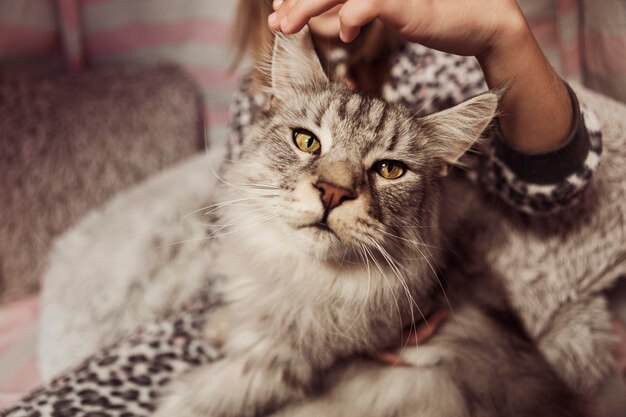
[1, 292, 218, 417]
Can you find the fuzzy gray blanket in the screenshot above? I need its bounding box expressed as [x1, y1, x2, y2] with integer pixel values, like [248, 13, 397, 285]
[464, 85, 626, 393]
[38, 84, 625, 405]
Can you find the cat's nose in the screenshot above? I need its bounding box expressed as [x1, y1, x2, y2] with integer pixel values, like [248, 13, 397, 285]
[315, 181, 356, 211]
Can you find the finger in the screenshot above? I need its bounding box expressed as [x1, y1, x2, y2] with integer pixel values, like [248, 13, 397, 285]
[280, 0, 345, 34]
[404, 309, 448, 346]
[373, 351, 412, 367]
[337, 0, 380, 42]
[269, 0, 298, 31]
[268, 12, 281, 31]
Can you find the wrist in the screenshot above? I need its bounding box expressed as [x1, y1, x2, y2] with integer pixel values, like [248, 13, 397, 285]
[477, 10, 533, 74]
[474, 10, 573, 153]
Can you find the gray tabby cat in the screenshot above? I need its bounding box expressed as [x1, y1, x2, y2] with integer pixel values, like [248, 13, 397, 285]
[155, 29, 583, 417]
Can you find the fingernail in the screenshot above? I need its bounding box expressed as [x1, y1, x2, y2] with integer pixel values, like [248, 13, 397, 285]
[340, 27, 358, 43]
[268, 13, 278, 26]
[273, 0, 284, 10]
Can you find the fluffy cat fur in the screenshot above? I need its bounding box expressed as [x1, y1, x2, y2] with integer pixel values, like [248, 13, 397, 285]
[152, 29, 583, 417]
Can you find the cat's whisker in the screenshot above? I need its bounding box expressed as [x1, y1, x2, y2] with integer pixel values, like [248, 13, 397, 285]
[237, 183, 281, 190]
[198, 202, 267, 221]
[200, 205, 276, 227]
[196, 195, 278, 217]
[183, 196, 270, 217]
[204, 213, 281, 240]
[202, 114, 212, 163]
[375, 233, 423, 262]
[366, 236, 426, 335]
[411, 93, 440, 119]
[180, 199, 257, 223]
[408, 235, 461, 330]
[158, 212, 278, 248]
[204, 152, 280, 194]
[204, 145, 238, 191]
[361, 243, 414, 367]
[338, 244, 373, 336]
[371, 239, 430, 359]
[374, 242, 421, 316]
[218, 177, 282, 191]
[207, 210, 278, 233]
[376, 227, 441, 251]
[156, 235, 214, 249]
[380, 222, 437, 230]
[361, 244, 404, 339]
[382, 230, 443, 265]
[338, 247, 349, 269]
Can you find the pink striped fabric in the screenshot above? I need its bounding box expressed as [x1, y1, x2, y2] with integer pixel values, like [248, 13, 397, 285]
[0, 24, 59, 55]
[85, 18, 232, 59]
[0, 0, 61, 60]
[79, 0, 240, 146]
[55, 0, 84, 70]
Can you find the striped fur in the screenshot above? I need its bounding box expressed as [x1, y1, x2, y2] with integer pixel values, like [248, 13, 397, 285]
[154, 29, 582, 417]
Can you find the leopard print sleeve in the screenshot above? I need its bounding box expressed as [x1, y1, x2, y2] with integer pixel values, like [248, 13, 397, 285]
[382, 42, 602, 215]
[481, 85, 603, 215]
[225, 74, 266, 162]
[382, 43, 487, 115]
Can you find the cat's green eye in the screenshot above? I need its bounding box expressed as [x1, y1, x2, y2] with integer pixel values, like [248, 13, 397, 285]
[293, 129, 321, 154]
[375, 160, 407, 180]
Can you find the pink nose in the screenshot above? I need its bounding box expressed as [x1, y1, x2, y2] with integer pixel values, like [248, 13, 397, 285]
[315, 181, 355, 211]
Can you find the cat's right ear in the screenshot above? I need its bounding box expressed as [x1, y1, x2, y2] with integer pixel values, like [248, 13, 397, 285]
[258, 26, 329, 103]
[421, 91, 500, 176]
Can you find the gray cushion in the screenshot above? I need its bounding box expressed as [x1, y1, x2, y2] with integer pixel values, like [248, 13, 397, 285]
[0, 65, 203, 303]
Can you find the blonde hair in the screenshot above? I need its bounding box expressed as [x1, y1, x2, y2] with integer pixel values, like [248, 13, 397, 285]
[231, 0, 274, 71]
[231, 0, 399, 94]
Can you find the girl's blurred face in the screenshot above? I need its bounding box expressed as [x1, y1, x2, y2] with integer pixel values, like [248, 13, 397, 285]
[308, 5, 342, 38]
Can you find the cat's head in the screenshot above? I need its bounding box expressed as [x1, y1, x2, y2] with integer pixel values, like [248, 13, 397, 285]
[221, 28, 497, 266]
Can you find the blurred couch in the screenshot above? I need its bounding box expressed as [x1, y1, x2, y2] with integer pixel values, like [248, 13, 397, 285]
[0, 65, 203, 303]
[0, 0, 625, 410]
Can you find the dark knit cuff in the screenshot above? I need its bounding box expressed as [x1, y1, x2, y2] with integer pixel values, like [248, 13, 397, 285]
[493, 82, 590, 185]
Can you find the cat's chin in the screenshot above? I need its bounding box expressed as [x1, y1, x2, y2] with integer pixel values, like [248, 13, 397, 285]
[289, 223, 351, 261]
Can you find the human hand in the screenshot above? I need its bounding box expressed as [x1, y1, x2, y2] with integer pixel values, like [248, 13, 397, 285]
[270, 1, 575, 166]
[374, 308, 448, 366]
[268, 0, 528, 59]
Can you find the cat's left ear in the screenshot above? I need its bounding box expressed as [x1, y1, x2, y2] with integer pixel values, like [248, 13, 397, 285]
[268, 26, 329, 100]
[421, 92, 499, 176]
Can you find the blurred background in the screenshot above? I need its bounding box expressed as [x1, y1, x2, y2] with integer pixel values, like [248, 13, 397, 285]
[1, 0, 625, 407]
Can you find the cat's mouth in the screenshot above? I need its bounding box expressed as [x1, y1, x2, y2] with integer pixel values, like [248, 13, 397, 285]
[301, 221, 338, 237]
